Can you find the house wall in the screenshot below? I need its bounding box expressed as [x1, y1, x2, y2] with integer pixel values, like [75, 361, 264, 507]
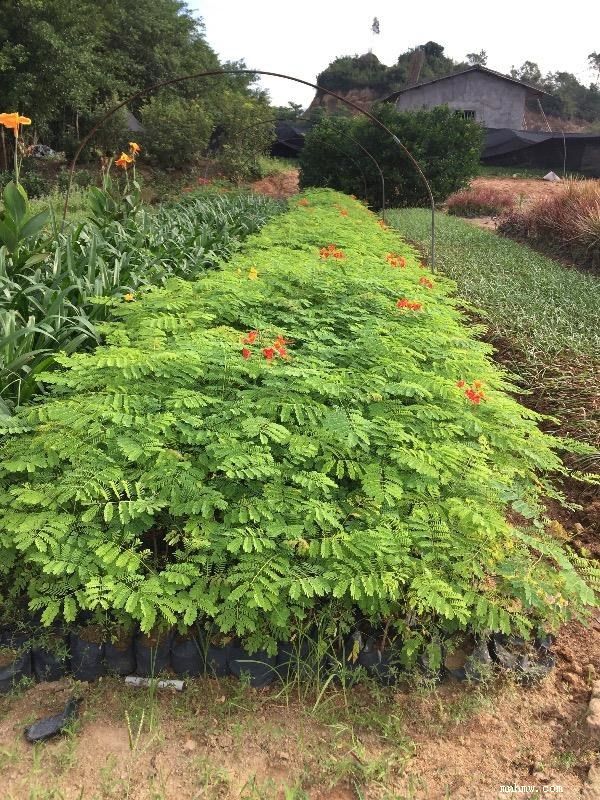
[394, 72, 528, 129]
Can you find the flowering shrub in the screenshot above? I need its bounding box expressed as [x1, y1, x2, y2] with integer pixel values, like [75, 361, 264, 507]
[0, 190, 596, 659]
[446, 186, 515, 218]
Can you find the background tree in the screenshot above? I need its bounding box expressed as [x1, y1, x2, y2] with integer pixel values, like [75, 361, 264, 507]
[589, 52, 600, 83]
[0, 0, 265, 158]
[466, 50, 488, 66]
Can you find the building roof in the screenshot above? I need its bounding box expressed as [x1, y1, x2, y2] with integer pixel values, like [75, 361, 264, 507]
[384, 65, 550, 102]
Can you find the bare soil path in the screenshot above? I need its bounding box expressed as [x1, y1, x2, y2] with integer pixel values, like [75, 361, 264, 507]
[1, 619, 599, 799]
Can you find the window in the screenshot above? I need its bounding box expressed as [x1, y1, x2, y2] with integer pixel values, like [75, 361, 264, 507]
[455, 109, 476, 120]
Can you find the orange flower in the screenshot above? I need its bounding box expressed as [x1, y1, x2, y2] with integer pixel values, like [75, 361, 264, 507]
[298, 198, 310, 207]
[243, 330, 258, 345]
[459, 380, 487, 404]
[263, 347, 276, 360]
[115, 152, 133, 169]
[377, 219, 388, 229]
[396, 298, 422, 311]
[129, 142, 141, 154]
[386, 253, 406, 269]
[123, 293, 135, 302]
[465, 388, 486, 404]
[242, 348, 252, 360]
[319, 244, 345, 260]
[339, 209, 349, 217]
[0, 112, 31, 136]
[419, 276, 434, 289]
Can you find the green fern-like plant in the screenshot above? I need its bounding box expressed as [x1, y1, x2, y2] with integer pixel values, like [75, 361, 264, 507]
[0, 189, 597, 659]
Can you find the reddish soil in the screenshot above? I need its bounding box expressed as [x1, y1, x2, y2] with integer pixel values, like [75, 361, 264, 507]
[249, 169, 299, 199]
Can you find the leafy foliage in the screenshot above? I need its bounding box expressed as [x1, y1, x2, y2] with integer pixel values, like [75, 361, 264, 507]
[300, 106, 484, 208]
[0, 191, 283, 406]
[316, 44, 467, 94]
[0, 190, 596, 658]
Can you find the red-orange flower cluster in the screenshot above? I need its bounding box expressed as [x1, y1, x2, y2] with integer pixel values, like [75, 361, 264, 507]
[319, 244, 345, 260]
[298, 198, 310, 207]
[240, 331, 291, 361]
[339, 209, 348, 217]
[386, 253, 406, 269]
[397, 298, 423, 311]
[242, 330, 258, 345]
[457, 379, 486, 404]
[419, 276, 434, 289]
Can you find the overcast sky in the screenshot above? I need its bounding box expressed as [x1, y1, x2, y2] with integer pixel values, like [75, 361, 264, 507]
[191, 0, 599, 107]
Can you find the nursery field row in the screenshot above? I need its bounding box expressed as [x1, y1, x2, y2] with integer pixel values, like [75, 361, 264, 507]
[0, 189, 596, 676]
[0, 190, 283, 408]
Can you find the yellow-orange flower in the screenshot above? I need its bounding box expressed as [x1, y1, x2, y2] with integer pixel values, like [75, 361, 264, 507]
[0, 112, 32, 136]
[248, 267, 259, 280]
[129, 142, 141, 154]
[115, 152, 133, 169]
[123, 293, 135, 302]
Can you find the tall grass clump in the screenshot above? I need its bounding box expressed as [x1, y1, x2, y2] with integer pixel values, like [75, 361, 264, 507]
[446, 186, 515, 218]
[0, 190, 597, 665]
[498, 179, 600, 272]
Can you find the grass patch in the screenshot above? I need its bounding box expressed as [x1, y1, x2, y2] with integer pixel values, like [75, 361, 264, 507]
[387, 209, 600, 451]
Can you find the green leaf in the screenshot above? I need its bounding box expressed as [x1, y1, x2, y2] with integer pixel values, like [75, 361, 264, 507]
[4, 181, 27, 226]
[20, 210, 50, 242]
[0, 218, 18, 251]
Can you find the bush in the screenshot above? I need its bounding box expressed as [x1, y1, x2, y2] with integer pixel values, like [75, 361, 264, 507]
[299, 105, 484, 209]
[446, 187, 515, 217]
[498, 180, 600, 272]
[0, 190, 596, 659]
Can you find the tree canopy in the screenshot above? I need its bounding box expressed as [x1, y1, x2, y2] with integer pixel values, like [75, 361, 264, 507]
[0, 0, 265, 150]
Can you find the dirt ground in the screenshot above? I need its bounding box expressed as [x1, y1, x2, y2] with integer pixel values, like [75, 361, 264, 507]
[248, 170, 299, 199]
[1, 617, 599, 800]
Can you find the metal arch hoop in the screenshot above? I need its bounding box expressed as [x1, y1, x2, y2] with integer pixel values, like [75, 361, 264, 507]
[232, 116, 384, 213]
[63, 68, 436, 271]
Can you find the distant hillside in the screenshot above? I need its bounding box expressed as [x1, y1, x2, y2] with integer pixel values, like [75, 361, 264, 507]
[310, 43, 600, 128]
[311, 42, 467, 111]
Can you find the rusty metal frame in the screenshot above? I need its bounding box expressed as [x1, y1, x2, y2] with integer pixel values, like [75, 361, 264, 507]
[64, 69, 436, 270]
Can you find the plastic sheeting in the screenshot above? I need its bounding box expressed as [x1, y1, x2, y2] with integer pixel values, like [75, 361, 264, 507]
[270, 122, 600, 177]
[482, 128, 600, 176]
